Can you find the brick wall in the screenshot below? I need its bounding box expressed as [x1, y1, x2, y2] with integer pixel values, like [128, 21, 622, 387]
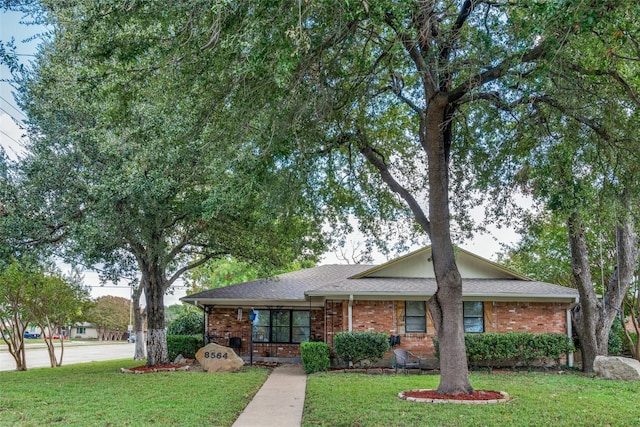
[206, 299, 571, 361]
[489, 301, 570, 334]
[205, 307, 325, 358]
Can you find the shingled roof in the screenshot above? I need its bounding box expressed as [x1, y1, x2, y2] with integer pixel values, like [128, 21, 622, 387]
[181, 247, 578, 307]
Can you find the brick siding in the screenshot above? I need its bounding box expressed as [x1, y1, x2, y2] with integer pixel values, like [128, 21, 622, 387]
[205, 299, 571, 360]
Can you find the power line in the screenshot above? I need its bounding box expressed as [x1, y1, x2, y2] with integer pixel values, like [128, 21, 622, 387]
[0, 106, 26, 125]
[0, 128, 23, 146]
[0, 95, 27, 119]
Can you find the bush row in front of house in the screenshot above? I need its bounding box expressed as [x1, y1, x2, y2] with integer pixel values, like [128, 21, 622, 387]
[434, 332, 574, 369]
[334, 331, 390, 366]
[167, 334, 203, 361]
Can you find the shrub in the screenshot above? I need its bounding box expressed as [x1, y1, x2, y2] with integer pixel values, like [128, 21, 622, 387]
[334, 331, 390, 366]
[608, 317, 624, 355]
[167, 335, 203, 361]
[167, 310, 204, 335]
[433, 332, 574, 369]
[300, 341, 330, 374]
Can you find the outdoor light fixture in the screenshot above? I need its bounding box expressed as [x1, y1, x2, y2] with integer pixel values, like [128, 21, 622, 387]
[248, 309, 257, 366]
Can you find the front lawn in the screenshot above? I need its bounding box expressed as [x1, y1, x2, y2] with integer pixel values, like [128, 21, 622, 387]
[303, 372, 640, 427]
[0, 359, 270, 426]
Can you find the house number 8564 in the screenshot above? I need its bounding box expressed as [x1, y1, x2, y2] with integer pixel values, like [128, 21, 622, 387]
[204, 352, 228, 359]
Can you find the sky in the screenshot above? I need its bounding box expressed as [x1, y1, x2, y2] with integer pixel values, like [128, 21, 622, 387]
[1, 8, 524, 307]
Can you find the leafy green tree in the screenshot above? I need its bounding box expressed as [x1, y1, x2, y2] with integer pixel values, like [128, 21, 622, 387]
[201, 1, 611, 394]
[87, 296, 130, 341]
[12, 1, 327, 367]
[484, 2, 640, 372]
[27, 268, 91, 367]
[0, 261, 90, 369]
[167, 311, 204, 336]
[0, 261, 35, 371]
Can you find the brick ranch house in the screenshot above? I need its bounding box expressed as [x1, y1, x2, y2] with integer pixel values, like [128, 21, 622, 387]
[181, 247, 579, 367]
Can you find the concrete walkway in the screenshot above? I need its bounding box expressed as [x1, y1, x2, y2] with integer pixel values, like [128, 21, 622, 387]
[233, 364, 307, 427]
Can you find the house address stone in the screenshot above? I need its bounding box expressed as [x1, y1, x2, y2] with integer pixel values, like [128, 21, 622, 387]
[196, 343, 245, 373]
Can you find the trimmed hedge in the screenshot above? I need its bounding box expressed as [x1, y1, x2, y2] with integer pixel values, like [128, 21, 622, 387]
[167, 334, 203, 361]
[433, 332, 574, 369]
[334, 331, 390, 366]
[300, 341, 330, 374]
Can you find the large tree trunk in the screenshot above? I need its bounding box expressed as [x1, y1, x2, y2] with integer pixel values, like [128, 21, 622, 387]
[425, 94, 472, 395]
[568, 212, 601, 372]
[569, 210, 638, 372]
[143, 268, 169, 367]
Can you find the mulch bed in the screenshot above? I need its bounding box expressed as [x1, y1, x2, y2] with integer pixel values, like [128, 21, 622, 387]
[399, 389, 509, 404]
[120, 364, 190, 374]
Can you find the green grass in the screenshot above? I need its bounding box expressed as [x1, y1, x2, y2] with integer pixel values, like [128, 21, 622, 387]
[0, 359, 270, 426]
[302, 372, 640, 427]
[3, 362, 640, 427]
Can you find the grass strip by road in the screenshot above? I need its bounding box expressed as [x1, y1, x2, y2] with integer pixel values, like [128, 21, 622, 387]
[302, 371, 640, 427]
[0, 359, 270, 426]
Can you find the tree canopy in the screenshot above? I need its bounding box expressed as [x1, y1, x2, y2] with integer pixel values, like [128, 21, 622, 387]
[4, 0, 639, 387]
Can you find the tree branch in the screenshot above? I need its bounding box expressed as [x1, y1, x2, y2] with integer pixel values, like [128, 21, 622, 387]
[167, 252, 220, 288]
[359, 144, 431, 237]
[449, 41, 548, 103]
[384, 10, 437, 100]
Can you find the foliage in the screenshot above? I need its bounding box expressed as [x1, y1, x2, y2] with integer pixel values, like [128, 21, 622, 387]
[184, 256, 313, 295]
[304, 372, 640, 427]
[86, 296, 129, 340]
[497, 213, 575, 287]
[475, 1, 640, 372]
[433, 333, 574, 369]
[300, 341, 330, 374]
[166, 335, 203, 361]
[0, 261, 35, 370]
[0, 260, 90, 369]
[164, 304, 190, 326]
[608, 317, 624, 356]
[10, 0, 329, 366]
[27, 267, 91, 367]
[0, 359, 269, 426]
[166, 311, 204, 336]
[333, 331, 389, 366]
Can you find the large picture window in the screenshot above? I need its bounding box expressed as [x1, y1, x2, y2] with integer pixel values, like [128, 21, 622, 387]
[405, 301, 426, 333]
[463, 301, 484, 333]
[251, 309, 310, 343]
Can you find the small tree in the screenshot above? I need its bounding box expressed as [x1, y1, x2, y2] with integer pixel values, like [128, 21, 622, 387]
[27, 269, 91, 367]
[0, 262, 34, 371]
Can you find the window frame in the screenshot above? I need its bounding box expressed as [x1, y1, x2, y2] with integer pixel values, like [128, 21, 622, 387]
[251, 309, 311, 344]
[463, 301, 484, 333]
[405, 301, 427, 333]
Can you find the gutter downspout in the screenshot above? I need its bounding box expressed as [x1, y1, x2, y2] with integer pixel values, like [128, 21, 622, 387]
[348, 295, 353, 331]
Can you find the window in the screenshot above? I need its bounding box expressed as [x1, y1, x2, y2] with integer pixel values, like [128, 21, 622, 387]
[251, 309, 310, 343]
[463, 301, 484, 333]
[75, 327, 86, 334]
[405, 301, 426, 333]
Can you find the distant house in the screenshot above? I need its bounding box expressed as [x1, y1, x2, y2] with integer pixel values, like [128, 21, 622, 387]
[70, 323, 99, 339]
[181, 247, 578, 364]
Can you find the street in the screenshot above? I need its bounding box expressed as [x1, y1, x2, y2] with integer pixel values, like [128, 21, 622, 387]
[0, 342, 138, 371]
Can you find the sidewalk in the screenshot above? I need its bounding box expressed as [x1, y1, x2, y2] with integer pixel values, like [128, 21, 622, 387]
[232, 364, 307, 427]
